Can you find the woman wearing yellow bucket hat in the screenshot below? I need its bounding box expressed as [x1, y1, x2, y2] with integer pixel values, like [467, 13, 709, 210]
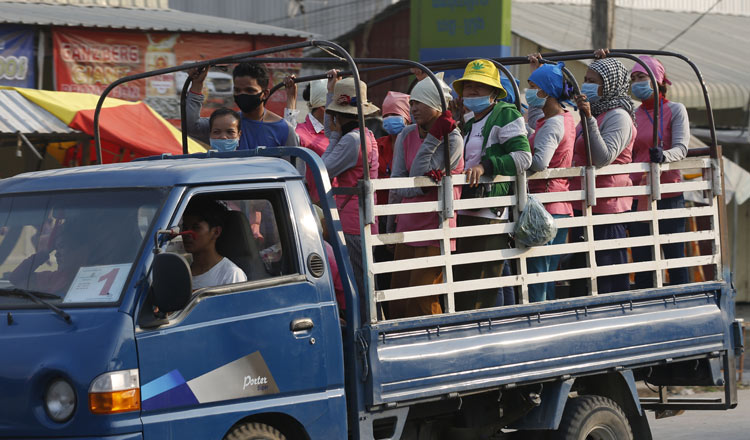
[321, 69, 380, 296]
[451, 59, 532, 311]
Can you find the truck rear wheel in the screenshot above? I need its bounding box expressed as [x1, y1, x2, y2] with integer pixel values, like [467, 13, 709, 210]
[554, 395, 633, 440]
[224, 422, 287, 440]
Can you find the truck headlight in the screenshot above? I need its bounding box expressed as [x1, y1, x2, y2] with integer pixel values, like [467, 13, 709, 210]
[89, 369, 140, 414]
[45, 378, 76, 423]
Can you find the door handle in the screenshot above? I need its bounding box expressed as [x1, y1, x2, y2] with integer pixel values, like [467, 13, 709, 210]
[290, 318, 314, 332]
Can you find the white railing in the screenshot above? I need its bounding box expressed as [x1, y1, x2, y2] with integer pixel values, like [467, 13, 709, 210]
[360, 156, 723, 323]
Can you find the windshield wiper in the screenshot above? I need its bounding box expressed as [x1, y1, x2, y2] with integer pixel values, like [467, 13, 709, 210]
[0, 288, 72, 324]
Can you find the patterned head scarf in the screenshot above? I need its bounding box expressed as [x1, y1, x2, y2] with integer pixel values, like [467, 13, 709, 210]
[589, 58, 635, 120]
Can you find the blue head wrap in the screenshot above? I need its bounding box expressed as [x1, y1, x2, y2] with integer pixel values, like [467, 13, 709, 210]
[528, 62, 566, 100]
[499, 75, 520, 104]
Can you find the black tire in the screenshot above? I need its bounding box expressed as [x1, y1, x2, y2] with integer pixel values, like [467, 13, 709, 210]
[554, 395, 633, 440]
[224, 422, 287, 440]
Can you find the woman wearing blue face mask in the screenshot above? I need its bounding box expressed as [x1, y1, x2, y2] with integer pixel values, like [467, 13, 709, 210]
[374, 91, 411, 290]
[524, 54, 576, 302]
[451, 59, 532, 310]
[377, 91, 412, 205]
[208, 107, 241, 152]
[626, 55, 690, 289]
[568, 55, 637, 295]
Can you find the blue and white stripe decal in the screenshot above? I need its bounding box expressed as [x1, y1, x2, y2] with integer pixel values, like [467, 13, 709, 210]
[141, 351, 279, 411]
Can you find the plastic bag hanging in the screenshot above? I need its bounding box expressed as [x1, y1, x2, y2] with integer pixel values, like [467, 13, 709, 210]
[513, 195, 557, 247]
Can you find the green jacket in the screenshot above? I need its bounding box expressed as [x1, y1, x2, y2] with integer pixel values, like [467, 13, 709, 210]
[463, 101, 530, 197]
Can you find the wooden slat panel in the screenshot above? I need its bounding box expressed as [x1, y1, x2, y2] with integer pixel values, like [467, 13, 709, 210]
[662, 157, 712, 170]
[527, 167, 584, 179]
[660, 180, 711, 193]
[373, 200, 440, 216]
[595, 162, 651, 175]
[527, 190, 587, 203]
[453, 195, 516, 211]
[371, 228, 444, 246]
[369, 176, 436, 190]
[596, 186, 653, 198]
[659, 230, 716, 244]
[656, 205, 717, 220]
[375, 283, 449, 302]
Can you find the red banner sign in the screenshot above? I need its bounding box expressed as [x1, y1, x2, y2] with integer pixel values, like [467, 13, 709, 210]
[53, 28, 303, 121]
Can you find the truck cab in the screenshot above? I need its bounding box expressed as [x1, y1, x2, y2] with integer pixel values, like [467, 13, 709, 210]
[0, 155, 348, 439]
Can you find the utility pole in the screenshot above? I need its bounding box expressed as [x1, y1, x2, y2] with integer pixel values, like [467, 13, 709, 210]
[591, 0, 615, 49]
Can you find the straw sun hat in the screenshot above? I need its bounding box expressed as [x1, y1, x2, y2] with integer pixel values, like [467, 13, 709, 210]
[325, 77, 379, 116]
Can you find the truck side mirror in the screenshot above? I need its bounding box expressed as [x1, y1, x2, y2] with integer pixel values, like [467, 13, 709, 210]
[152, 253, 192, 313]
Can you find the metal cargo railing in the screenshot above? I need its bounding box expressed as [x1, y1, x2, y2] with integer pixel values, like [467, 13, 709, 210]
[362, 156, 722, 323]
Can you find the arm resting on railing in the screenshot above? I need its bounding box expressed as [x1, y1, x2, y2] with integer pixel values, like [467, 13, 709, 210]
[408, 128, 464, 179]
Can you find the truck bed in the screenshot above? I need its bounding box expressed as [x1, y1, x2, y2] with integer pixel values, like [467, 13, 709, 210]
[365, 281, 732, 406]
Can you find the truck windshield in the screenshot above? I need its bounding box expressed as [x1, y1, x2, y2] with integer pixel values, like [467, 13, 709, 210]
[0, 189, 167, 308]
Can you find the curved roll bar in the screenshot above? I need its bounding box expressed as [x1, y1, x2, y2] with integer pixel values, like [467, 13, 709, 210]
[94, 46, 721, 272]
[98, 48, 717, 168]
[95, 47, 449, 179]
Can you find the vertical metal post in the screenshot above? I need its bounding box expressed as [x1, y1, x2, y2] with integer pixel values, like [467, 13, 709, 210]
[732, 149, 739, 274]
[180, 76, 192, 154]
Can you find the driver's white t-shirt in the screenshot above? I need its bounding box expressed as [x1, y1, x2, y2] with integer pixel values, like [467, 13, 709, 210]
[192, 257, 247, 290]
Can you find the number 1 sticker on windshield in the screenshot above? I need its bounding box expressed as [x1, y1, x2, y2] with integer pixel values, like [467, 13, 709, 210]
[63, 264, 132, 303]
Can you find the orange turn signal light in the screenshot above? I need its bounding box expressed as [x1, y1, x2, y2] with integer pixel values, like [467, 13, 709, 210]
[89, 389, 140, 414]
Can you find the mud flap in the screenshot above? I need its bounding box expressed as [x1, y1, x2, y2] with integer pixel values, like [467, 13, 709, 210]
[510, 379, 574, 430]
[358, 407, 409, 440]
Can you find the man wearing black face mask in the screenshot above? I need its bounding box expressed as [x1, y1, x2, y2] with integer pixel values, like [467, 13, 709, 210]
[186, 63, 299, 150]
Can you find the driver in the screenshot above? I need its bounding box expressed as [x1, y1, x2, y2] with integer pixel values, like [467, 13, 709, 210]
[180, 198, 247, 290]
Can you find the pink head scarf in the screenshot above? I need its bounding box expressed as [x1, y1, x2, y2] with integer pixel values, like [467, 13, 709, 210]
[382, 91, 411, 123]
[631, 55, 672, 85]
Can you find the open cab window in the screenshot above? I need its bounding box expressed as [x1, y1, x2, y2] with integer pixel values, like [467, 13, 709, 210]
[166, 188, 299, 292]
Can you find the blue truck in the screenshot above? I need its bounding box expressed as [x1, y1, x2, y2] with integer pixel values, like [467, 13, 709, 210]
[0, 46, 742, 440]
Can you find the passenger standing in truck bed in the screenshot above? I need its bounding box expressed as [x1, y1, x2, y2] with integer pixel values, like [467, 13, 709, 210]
[626, 55, 690, 289]
[569, 57, 636, 294]
[524, 56, 576, 302]
[452, 59, 531, 310]
[206, 108, 241, 152]
[374, 91, 411, 290]
[386, 74, 464, 319]
[322, 70, 379, 297]
[283, 77, 330, 202]
[186, 63, 299, 149]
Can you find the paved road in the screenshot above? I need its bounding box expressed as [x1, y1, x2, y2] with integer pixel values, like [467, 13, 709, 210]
[648, 389, 750, 439]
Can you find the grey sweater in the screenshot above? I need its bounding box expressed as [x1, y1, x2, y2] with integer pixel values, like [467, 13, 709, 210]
[529, 113, 567, 172]
[389, 124, 465, 200]
[585, 108, 635, 167]
[656, 101, 690, 163]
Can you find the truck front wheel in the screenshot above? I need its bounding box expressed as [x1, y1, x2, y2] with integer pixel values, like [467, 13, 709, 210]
[554, 395, 633, 440]
[225, 422, 287, 440]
